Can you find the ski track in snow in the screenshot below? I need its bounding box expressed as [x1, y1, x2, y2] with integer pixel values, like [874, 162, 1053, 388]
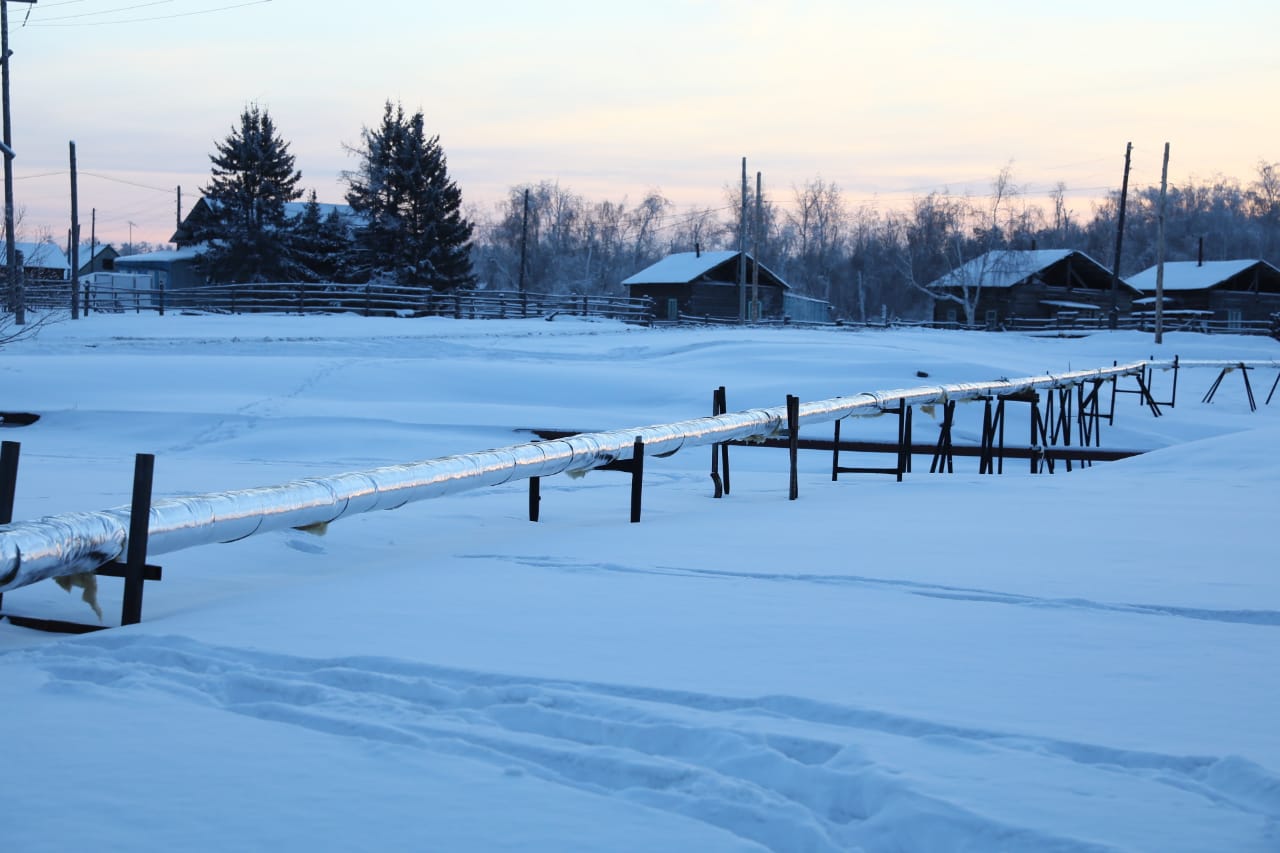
[478, 555, 1280, 629]
[17, 634, 1280, 853]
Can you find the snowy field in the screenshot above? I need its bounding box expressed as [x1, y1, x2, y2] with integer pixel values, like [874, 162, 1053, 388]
[1, 313, 1278, 852]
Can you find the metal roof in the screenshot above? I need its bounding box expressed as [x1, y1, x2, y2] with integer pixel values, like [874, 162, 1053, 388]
[928, 249, 1124, 290]
[623, 251, 790, 289]
[1127, 259, 1280, 292]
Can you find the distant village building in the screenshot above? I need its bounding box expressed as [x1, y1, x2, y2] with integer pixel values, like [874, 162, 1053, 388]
[77, 244, 119, 278]
[110, 197, 358, 292]
[113, 245, 208, 292]
[2, 241, 70, 281]
[1127, 259, 1280, 330]
[170, 197, 359, 248]
[623, 250, 824, 322]
[927, 249, 1138, 327]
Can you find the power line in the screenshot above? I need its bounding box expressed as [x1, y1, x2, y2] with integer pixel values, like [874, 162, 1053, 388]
[80, 171, 176, 192]
[34, 1, 174, 22]
[29, 0, 271, 26]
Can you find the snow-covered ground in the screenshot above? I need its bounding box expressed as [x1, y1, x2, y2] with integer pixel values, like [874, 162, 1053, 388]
[2, 313, 1277, 852]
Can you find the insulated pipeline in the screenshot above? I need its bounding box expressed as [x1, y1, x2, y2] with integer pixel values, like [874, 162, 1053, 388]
[0, 360, 1185, 594]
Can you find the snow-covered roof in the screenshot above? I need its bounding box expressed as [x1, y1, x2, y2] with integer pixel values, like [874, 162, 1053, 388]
[114, 245, 208, 265]
[929, 249, 1116, 290]
[1127, 259, 1279, 292]
[622, 250, 790, 288]
[197, 197, 357, 221]
[77, 243, 119, 259]
[1040, 299, 1103, 311]
[3, 241, 70, 271]
[622, 251, 739, 285]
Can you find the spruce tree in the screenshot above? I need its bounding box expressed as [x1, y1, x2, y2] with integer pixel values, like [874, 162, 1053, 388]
[344, 101, 475, 290]
[199, 105, 303, 283]
[288, 190, 353, 282]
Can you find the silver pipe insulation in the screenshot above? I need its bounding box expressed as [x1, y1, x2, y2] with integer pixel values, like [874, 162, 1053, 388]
[0, 358, 1243, 594]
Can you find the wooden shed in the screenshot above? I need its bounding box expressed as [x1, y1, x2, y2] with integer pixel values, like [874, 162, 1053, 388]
[114, 245, 208, 291]
[623, 250, 790, 322]
[927, 249, 1138, 327]
[77, 243, 119, 277]
[1127, 259, 1280, 330]
[2, 241, 70, 281]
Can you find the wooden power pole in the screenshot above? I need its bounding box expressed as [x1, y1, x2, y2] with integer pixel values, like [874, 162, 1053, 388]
[518, 187, 529, 293]
[1155, 142, 1170, 345]
[751, 171, 761, 321]
[737, 157, 747, 322]
[69, 140, 79, 318]
[2, 0, 39, 326]
[1109, 141, 1133, 326]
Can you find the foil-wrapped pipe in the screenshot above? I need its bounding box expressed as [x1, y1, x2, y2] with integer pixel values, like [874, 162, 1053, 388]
[0, 361, 1158, 594]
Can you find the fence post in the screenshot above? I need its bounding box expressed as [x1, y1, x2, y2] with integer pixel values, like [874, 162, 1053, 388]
[158, 283, 165, 317]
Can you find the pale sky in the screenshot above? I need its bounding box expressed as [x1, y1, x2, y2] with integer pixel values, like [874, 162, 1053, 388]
[8, 0, 1279, 249]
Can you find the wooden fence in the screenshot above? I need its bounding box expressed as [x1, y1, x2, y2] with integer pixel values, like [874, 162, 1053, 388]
[21, 281, 655, 324]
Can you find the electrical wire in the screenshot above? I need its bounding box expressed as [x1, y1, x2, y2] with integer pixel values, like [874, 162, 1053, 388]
[32, 1, 174, 23]
[28, 0, 271, 27]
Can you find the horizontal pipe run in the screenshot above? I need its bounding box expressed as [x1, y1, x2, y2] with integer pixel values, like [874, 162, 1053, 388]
[0, 359, 1241, 595]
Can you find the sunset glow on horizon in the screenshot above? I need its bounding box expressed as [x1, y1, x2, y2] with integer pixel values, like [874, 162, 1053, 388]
[8, 0, 1277, 248]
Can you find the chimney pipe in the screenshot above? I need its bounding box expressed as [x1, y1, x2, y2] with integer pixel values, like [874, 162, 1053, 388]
[1198, 237, 1203, 266]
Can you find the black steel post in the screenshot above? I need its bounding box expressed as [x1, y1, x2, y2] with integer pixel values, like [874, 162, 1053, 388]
[528, 476, 540, 522]
[1240, 363, 1257, 412]
[710, 387, 724, 498]
[787, 395, 800, 500]
[979, 398, 994, 475]
[1202, 367, 1228, 404]
[716, 386, 730, 495]
[120, 453, 155, 626]
[0, 439, 18, 614]
[831, 418, 841, 481]
[1054, 388, 1074, 472]
[929, 400, 956, 474]
[630, 437, 644, 522]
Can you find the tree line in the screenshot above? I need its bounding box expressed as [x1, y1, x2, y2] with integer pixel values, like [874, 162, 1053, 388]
[469, 162, 1280, 323]
[193, 105, 1279, 321]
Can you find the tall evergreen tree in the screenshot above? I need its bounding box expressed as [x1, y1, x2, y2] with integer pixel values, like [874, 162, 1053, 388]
[344, 101, 475, 289]
[198, 104, 302, 282]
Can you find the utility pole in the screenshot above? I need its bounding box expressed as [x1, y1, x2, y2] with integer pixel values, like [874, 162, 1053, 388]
[517, 187, 529, 293]
[737, 157, 747, 322]
[3, 1, 37, 326]
[69, 139, 79, 319]
[1155, 142, 1170, 346]
[1109, 141, 1133, 327]
[176, 185, 181, 230]
[751, 171, 761, 321]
